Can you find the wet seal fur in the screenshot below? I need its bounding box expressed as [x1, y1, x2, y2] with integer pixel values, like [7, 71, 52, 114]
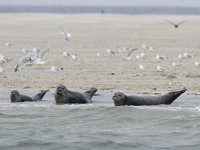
[55, 84, 98, 104]
[112, 88, 187, 106]
[10, 90, 49, 102]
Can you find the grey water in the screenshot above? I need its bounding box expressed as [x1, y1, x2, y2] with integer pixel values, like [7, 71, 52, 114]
[1, 5, 200, 15]
[0, 90, 200, 150]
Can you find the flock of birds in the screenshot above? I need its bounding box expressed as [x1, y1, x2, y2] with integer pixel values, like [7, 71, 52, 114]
[95, 43, 198, 74]
[0, 19, 199, 78]
[0, 27, 73, 76]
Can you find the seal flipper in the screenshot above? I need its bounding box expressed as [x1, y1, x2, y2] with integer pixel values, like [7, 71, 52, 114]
[32, 89, 49, 101]
[84, 87, 98, 99]
[164, 88, 187, 104]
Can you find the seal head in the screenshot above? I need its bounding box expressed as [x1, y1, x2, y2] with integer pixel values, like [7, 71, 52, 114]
[55, 84, 68, 104]
[10, 90, 21, 102]
[56, 84, 67, 96]
[112, 92, 127, 106]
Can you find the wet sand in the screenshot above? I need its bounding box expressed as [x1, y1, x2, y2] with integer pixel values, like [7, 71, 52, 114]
[0, 13, 200, 93]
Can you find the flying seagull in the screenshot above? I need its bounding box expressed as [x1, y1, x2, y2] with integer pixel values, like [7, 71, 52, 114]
[123, 48, 137, 60]
[14, 56, 32, 72]
[0, 66, 6, 78]
[0, 54, 12, 65]
[60, 27, 71, 41]
[165, 20, 186, 28]
[34, 49, 50, 64]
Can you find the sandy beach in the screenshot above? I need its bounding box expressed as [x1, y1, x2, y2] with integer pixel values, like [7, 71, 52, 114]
[0, 13, 200, 93]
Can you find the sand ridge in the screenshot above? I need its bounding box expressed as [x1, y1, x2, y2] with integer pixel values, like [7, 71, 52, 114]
[0, 14, 200, 93]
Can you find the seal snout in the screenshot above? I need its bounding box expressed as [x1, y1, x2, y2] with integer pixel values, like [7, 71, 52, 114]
[10, 90, 20, 103]
[112, 93, 119, 101]
[11, 90, 19, 97]
[56, 89, 63, 95]
[112, 92, 123, 99]
[112, 92, 126, 106]
[56, 85, 66, 95]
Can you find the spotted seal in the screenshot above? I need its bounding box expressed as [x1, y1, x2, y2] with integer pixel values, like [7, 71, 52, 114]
[112, 88, 187, 106]
[10, 89, 49, 102]
[55, 84, 98, 104]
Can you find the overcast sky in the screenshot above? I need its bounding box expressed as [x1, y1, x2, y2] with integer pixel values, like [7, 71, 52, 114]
[0, 0, 199, 7]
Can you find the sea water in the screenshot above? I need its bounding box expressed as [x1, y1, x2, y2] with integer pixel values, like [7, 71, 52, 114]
[0, 90, 200, 150]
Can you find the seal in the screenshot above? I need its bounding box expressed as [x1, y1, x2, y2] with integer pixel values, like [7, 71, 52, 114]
[10, 89, 49, 102]
[55, 84, 98, 104]
[112, 88, 187, 106]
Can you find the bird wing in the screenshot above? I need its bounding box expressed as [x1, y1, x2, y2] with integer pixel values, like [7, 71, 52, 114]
[60, 27, 66, 35]
[127, 48, 137, 57]
[41, 49, 50, 60]
[177, 20, 186, 26]
[14, 56, 32, 72]
[61, 27, 71, 41]
[60, 27, 70, 41]
[165, 19, 176, 26]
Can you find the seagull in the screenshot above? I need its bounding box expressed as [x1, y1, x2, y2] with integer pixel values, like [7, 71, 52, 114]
[140, 52, 146, 59]
[63, 51, 71, 57]
[63, 51, 79, 61]
[70, 53, 79, 61]
[127, 48, 137, 56]
[178, 52, 193, 60]
[21, 48, 29, 53]
[142, 43, 147, 49]
[5, 42, 11, 47]
[51, 66, 63, 72]
[122, 48, 137, 60]
[29, 48, 50, 65]
[28, 48, 40, 61]
[142, 43, 155, 51]
[165, 20, 186, 28]
[156, 54, 168, 61]
[138, 64, 145, 71]
[35, 49, 50, 64]
[0, 66, 6, 78]
[14, 56, 33, 72]
[183, 52, 193, 59]
[156, 65, 167, 72]
[60, 27, 71, 41]
[96, 53, 104, 57]
[135, 52, 146, 59]
[40, 49, 50, 60]
[135, 54, 140, 59]
[107, 49, 116, 56]
[172, 62, 182, 67]
[178, 54, 183, 59]
[195, 61, 200, 67]
[0, 54, 12, 65]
